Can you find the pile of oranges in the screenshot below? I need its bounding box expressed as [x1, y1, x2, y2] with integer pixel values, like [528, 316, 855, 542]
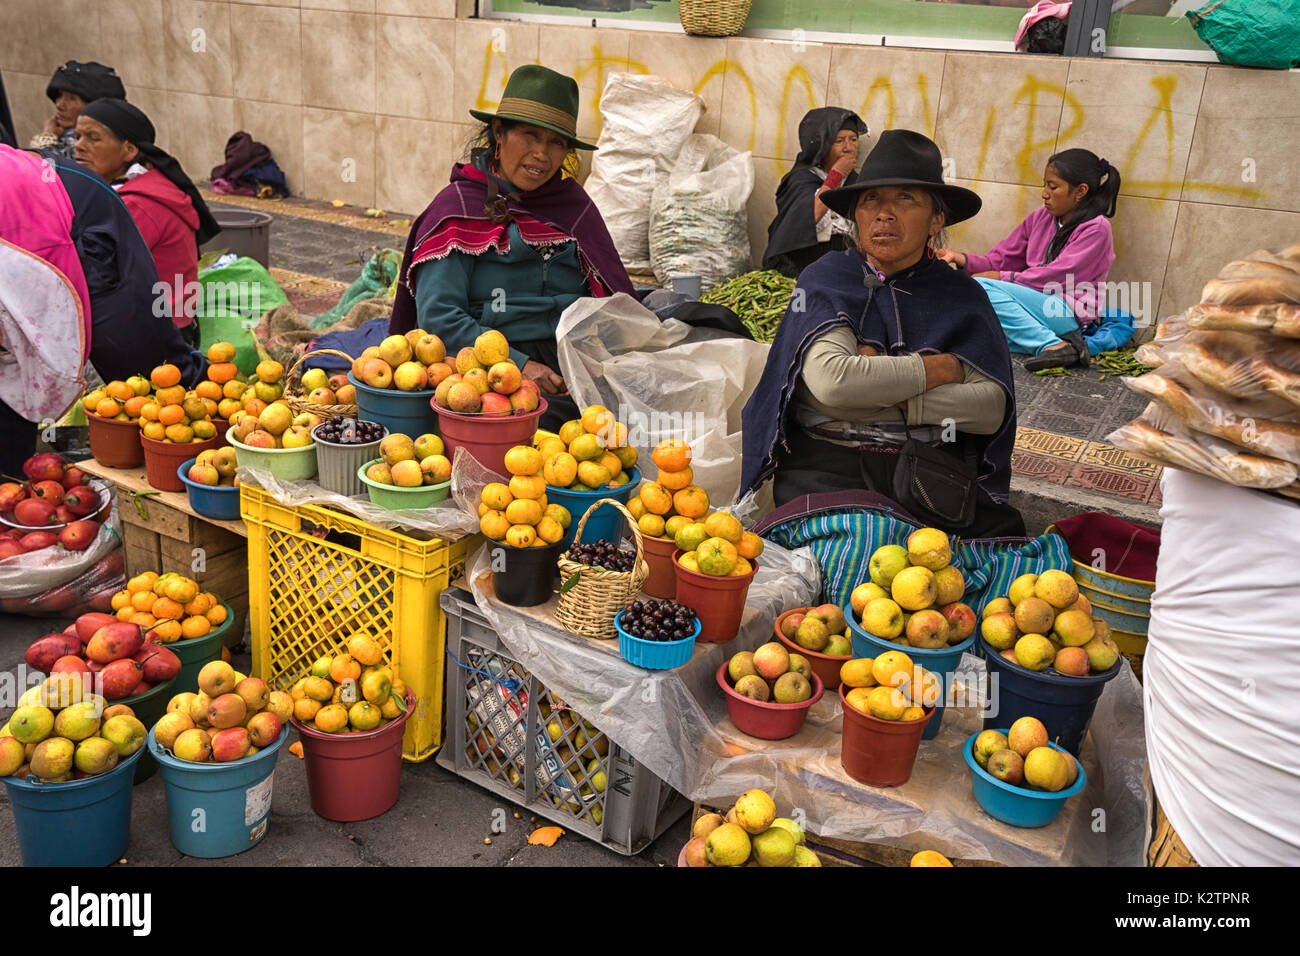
[107, 572, 228, 643]
[627, 439, 711, 540]
[534, 405, 638, 491]
[289, 634, 409, 734]
[81, 375, 153, 424]
[478, 446, 572, 547]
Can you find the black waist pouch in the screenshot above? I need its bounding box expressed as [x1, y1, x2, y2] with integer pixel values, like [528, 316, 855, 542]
[890, 414, 978, 530]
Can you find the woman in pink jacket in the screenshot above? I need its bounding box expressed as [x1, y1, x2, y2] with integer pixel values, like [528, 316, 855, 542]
[937, 149, 1120, 371]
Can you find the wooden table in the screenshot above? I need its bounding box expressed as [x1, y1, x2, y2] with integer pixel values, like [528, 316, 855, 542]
[77, 459, 250, 646]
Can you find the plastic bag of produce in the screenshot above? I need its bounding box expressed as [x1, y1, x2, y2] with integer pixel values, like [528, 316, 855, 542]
[1187, 0, 1300, 70]
[649, 134, 753, 295]
[584, 74, 705, 274]
[0, 539, 125, 617]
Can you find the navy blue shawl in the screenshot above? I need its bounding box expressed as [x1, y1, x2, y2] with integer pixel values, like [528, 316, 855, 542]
[739, 250, 1017, 501]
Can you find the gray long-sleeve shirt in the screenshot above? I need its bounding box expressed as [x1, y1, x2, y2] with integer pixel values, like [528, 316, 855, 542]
[795, 325, 1006, 435]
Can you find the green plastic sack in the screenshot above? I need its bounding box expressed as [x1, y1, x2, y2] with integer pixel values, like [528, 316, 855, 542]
[309, 248, 401, 330]
[1187, 0, 1300, 70]
[194, 256, 289, 375]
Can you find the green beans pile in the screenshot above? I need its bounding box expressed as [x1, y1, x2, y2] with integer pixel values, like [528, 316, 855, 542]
[699, 270, 797, 343]
[1091, 346, 1154, 380]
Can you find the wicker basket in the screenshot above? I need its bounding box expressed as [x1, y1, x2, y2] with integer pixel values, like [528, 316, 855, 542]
[679, 0, 752, 37]
[283, 348, 358, 420]
[555, 499, 650, 640]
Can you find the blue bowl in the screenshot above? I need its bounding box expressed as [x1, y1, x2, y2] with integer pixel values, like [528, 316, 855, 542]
[348, 371, 439, 438]
[845, 599, 975, 741]
[1077, 580, 1150, 616]
[963, 729, 1087, 828]
[177, 457, 242, 521]
[980, 637, 1120, 756]
[547, 467, 641, 552]
[615, 608, 700, 670]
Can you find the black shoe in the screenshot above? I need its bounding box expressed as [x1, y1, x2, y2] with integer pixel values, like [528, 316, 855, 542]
[1024, 331, 1089, 372]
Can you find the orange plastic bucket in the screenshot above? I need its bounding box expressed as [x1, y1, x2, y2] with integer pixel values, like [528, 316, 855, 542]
[672, 550, 757, 643]
[639, 534, 678, 599]
[839, 685, 933, 788]
[86, 414, 143, 468]
[141, 434, 219, 491]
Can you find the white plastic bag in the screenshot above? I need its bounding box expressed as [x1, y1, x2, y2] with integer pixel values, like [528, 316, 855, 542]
[555, 293, 772, 505]
[584, 74, 704, 274]
[649, 134, 754, 294]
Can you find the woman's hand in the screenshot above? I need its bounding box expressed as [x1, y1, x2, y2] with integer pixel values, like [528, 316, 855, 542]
[934, 248, 966, 269]
[971, 270, 1000, 280]
[857, 344, 879, 357]
[41, 114, 65, 136]
[921, 353, 964, 390]
[522, 359, 568, 396]
[831, 149, 858, 178]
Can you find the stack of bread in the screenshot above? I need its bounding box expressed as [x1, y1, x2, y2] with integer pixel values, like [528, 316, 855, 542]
[1108, 243, 1300, 497]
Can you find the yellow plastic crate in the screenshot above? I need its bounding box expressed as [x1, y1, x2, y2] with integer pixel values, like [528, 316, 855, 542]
[240, 484, 474, 761]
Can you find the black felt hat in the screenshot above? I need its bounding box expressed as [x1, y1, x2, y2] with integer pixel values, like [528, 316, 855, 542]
[820, 129, 981, 225]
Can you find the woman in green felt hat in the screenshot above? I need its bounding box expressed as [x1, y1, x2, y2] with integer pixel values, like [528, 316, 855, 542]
[390, 64, 633, 429]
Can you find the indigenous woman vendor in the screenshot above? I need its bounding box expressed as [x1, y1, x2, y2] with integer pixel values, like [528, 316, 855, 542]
[29, 60, 125, 158]
[73, 98, 222, 344]
[741, 130, 1024, 538]
[389, 65, 633, 429]
[762, 108, 868, 278]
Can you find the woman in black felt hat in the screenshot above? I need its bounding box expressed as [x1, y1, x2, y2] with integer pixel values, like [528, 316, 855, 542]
[741, 130, 1024, 538]
[73, 98, 220, 344]
[28, 60, 126, 158]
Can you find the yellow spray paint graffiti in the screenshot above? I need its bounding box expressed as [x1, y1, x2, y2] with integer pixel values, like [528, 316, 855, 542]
[474, 42, 1267, 208]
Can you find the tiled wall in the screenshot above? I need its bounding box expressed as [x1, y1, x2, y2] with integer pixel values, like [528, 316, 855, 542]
[5, 0, 1298, 322]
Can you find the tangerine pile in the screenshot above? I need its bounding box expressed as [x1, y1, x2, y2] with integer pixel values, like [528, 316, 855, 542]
[106, 572, 227, 643]
[81, 375, 152, 424]
[289, 634, 409, 734]
[839, 650, 939, 722]
[533, 404, 638, 492]
[478, 446, 572, 547]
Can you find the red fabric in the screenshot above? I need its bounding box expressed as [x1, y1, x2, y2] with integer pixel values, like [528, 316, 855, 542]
[1052, 512, 1160, 581]
[116, 169, 199, 327]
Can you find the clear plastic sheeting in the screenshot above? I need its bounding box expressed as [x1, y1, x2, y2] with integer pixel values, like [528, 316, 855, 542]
[555, 293, 771, 504]
[462, 530, 1150, 864]
[237, 465, 478, 536]
[462, 530, 820, 794]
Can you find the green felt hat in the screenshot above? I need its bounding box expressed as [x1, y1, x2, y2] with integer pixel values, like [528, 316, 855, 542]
[469, 64, 596, 151]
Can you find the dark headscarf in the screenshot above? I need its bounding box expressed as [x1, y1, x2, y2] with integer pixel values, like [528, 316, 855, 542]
[46, 61, 126, 104]
[740, 249, 1017, 504]
[762, 108, 868, 276]
[39, 151, 207, 388]
[389, 151, 633, 334]
[79, 98, 221, 246]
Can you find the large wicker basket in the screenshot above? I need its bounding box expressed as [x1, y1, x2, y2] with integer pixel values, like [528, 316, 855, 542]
[555, 499, 650, 640]
[679, 0, 753, 37]
[283, 348, 358, 421]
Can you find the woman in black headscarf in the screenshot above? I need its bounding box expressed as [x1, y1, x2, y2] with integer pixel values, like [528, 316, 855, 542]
[29, 60, 126, 158]
[762, 108, 868, 278]
[73, 98, 220, 345]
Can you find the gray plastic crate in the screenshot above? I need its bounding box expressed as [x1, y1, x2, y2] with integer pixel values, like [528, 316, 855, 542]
[438, 587, 690, 855]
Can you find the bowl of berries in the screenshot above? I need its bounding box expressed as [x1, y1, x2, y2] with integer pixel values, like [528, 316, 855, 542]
[311, 419, 388, 496]
[615, 601, 701, 670]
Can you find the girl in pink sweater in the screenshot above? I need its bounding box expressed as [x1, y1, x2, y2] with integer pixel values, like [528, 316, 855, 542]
[938, 149, 1121, 371]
